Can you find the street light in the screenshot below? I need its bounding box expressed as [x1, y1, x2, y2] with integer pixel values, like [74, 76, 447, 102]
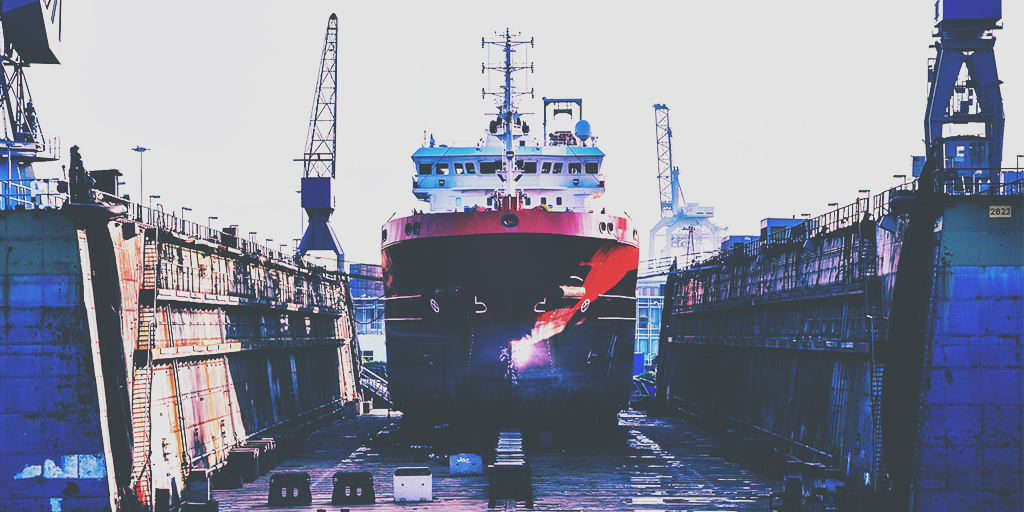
[148, 195, 160, 208]
[208, 216, 218, 228]
[131, 146, 149, 202]
[181, 206, 192, 219]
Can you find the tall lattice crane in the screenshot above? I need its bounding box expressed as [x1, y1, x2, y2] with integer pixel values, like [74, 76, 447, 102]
[648, 104, 721, 262]
[297, 13, 343, 263]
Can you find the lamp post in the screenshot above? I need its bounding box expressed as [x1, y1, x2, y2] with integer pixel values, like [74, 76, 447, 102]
[208, 216, 218, 228]
[131, 146, 149, 202]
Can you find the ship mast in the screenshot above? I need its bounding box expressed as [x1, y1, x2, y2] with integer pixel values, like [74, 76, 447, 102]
[482, 30, 533, 197]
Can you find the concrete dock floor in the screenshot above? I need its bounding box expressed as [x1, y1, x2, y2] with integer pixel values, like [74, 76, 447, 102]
[212, 409, 777, 511]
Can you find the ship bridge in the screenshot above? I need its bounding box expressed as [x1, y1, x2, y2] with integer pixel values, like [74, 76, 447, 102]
[411, 143, 605, 213]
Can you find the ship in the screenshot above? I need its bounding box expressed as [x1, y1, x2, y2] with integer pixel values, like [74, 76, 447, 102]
[381, 31, 639, 427]
[655, 2, 1022, 510]
[0, 9, 361, 511]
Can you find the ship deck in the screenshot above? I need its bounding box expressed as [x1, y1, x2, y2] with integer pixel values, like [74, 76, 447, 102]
[212, 409, 777, 511]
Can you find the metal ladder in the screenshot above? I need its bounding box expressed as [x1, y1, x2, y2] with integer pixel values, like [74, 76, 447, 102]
[870, 363, 886, 488]
[131, 230, 159, 506]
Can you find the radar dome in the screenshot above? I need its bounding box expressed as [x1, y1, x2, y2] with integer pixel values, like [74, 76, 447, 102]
[574, 120, 591, 141]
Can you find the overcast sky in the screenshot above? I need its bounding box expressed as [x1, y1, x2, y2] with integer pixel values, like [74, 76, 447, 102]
[26, 0, 1023, 263]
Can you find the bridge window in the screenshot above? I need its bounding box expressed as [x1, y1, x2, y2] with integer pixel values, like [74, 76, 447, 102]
[553, 162, 563, 174]
[585, 162, 599, 174]
[487, 197, 493, 206]
[466, 162, 476, 174]
[541, 162, 551, 174]
[541, 197, 547, 205]
[520, 161, 537, 173]
[418, 163, 432, 175]
[454, 163, 465, 174]
[480, 161, 500, 174]
[569, 163, 581, 174]
[556, 197, 563, 206]
[525, 197, 531, 206]
[436, 163, 449, 175]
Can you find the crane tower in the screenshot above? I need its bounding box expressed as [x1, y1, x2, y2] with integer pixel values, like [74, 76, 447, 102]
[648, 104, 720, 262]
[0, 0, 61, 183]
[297, 13, 344, 266]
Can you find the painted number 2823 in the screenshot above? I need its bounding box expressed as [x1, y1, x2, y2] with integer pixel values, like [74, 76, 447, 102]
[989, 205, 1011, 218]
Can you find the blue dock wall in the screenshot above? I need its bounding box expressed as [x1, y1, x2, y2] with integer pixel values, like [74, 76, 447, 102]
[0, 211, 115, 512]
[911, 197, 1023, 511]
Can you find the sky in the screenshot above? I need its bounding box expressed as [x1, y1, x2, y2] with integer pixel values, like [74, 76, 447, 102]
[23, 0, 1024, 264]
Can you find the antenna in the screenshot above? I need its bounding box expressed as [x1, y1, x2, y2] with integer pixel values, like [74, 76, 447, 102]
[482, 29, 533, 196]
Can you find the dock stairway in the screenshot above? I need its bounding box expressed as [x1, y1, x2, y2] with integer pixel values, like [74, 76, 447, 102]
[360, 367, 391, 406]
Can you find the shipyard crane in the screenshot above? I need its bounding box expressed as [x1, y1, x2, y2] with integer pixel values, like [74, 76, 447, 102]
[648, 104, 720, 262]
[0, 0, 61, 183]
[296, 13, 344, 266]
[922, 0, 1004, 184]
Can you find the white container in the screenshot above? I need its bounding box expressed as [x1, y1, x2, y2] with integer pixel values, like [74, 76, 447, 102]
[393, 467, 432, 502]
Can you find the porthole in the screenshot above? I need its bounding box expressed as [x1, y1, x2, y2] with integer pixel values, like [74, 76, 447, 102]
[404, 223, 412, 236]
[382, 229, 388, 242]
[633, 229, 639, 241]
[598, 222, 605, 233]
[412, 222, 421, 235]
[501, 214, 519, 228]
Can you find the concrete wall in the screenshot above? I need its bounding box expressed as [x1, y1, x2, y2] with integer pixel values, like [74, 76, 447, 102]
[912, 197, 1023, 511]
[0, 210, 114, 512]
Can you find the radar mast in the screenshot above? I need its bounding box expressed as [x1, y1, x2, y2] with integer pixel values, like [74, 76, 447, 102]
[482, 29, 533, 197]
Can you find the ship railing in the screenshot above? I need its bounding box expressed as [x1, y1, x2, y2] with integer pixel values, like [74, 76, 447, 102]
[0, 178, 66, 210]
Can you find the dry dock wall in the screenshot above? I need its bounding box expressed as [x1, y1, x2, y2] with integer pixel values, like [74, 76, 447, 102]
[658, 190, 1023, 510]
[904, 196, 1023, 511]
[1, 208, 362, 511]
[0, 210, 116, 512]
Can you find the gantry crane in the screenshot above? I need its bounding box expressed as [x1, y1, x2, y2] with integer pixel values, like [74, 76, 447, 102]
[297, 13, 344, 264]
[648, 104, 720, 262]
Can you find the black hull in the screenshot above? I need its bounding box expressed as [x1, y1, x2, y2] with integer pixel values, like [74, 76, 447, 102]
[382, 222, 639, 426]
[387, 319, 635, 425]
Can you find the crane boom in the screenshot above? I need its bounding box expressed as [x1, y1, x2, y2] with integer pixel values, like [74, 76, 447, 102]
[653, 104, 682, 218]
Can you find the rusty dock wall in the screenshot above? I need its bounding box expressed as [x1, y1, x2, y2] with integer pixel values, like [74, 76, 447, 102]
[1, 195, 362, 511]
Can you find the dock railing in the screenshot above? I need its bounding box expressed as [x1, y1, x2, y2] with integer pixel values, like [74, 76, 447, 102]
[0, 178, 65, 210]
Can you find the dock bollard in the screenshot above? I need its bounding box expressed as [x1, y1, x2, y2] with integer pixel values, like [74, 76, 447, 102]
[226, 447, 260, 483]
[393, 467, 432, 502]
[267, 471, 312, 506]
[332, 471, 375, 504]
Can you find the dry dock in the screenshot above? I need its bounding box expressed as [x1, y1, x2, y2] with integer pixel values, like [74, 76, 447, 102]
[213, 410, 776, 511]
